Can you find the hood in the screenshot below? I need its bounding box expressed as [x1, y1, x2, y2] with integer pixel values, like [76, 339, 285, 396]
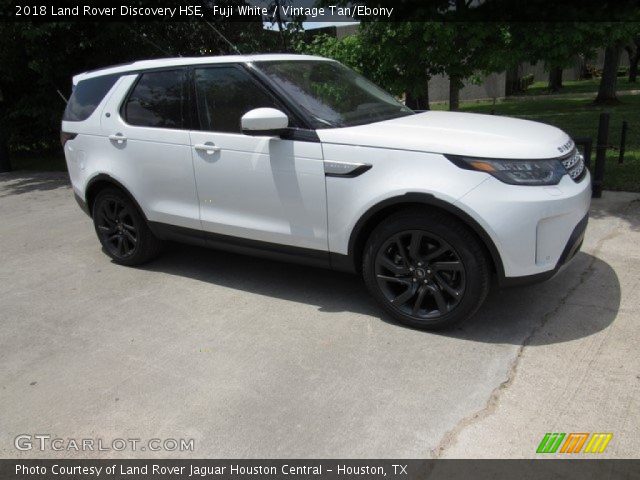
[316, 111, 572, 160]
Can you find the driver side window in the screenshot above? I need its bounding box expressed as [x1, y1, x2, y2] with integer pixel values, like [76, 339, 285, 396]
[194, 66, 287, 134]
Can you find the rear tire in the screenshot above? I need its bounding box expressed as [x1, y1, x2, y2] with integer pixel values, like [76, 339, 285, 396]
[92, 188, 163, 266]
[362, 208, 490, 330]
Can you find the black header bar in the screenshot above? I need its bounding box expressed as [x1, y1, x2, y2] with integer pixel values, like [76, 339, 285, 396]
[0, 0, 639, 22]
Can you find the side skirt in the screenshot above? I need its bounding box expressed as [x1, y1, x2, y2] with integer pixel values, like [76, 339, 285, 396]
[148, 222, 352, 272]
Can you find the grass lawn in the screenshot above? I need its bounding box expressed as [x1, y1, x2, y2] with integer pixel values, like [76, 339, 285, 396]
[437, 92, 640, 192]
[525, 77, 639, 96]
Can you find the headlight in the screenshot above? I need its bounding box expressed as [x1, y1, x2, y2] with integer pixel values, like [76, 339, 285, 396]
[447, 155, 566, 186]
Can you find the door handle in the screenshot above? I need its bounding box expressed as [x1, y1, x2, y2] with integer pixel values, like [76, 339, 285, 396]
[194, 143, 221, 155]
[108, 134, 127, 145]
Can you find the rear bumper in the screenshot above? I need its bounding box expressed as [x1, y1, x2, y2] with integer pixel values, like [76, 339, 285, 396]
[74, 191, 91, 217]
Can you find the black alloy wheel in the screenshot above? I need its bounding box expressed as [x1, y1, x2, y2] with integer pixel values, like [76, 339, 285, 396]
[362, 209, 490, 330]
[374, 230, 465, 320]
[92, 188, 163, 266]
[96, 197, 139, 259]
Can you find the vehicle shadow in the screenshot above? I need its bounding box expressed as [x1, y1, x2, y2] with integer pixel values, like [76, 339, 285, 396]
[139, 244, 620, 347]
[450, 252, 620, 347]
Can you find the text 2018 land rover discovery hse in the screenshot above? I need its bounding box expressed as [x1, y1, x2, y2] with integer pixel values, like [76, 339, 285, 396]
[61, 54, 591, 330]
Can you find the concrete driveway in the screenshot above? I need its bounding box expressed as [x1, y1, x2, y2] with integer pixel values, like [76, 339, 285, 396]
[1, 172, 638, 458]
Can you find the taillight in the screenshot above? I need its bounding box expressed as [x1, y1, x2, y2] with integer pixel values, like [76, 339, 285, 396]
[60, 131, 77, 147]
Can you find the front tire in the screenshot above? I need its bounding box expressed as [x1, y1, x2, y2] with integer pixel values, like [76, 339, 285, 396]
[92, 188, 163, 266]
[362, 209, 490, 330]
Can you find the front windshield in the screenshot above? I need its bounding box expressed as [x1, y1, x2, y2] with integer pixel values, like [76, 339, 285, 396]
[255, 60, 414, 129]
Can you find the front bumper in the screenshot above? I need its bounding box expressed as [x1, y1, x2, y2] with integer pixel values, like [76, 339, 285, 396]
[500, 213, 588, 287]
[454, 171, 592, 284]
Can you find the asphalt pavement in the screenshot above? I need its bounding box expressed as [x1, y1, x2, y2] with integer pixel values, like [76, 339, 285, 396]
[1, 172, 638, 458]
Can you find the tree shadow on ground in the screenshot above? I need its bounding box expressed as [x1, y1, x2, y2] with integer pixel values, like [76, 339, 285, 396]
[0, 171, 69, 197]
[589, 193, 640, 232]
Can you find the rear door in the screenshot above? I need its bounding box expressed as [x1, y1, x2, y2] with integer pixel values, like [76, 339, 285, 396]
[101, 69, 200, 230]
[188, 65, 328, 251]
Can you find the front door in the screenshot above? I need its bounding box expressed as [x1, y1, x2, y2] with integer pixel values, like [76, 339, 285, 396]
[189, 65, 328, 252]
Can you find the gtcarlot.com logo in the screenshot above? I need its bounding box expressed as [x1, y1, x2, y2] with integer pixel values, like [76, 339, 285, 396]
[14, 434, 195, 452]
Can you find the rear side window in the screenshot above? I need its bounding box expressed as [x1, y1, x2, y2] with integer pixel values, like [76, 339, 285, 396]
[194, 66, 284, 133]
[123, 70, 186, 129]
[63, 74, 120, 121]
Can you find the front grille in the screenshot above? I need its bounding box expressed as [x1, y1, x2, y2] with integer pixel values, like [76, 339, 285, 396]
[561, 149, 586, 182]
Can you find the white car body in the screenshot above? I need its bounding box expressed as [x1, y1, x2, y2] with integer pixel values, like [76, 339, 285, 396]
[319, 112, 591, 278]
[62, 53, 590, 295]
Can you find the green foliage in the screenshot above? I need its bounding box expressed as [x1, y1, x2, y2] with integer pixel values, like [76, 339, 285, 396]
[299, 21, 640, 107]
[296, 34, 365, 72]
[297, 22, 512, 102]
[264, 0, 306, 51]
[0, 19, 274, 153]
[0, 22, 117, 151]
[357, 22, 443, 98]
[509, 23, 601, 70]
[508, 22, 639, 76]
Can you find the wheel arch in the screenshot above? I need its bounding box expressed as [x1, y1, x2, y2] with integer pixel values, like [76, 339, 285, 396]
[85, 174, 148, 221]
[345, 192, 505, 280]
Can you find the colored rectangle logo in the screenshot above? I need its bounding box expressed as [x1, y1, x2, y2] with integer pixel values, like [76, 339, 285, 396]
[537, 433, 612, 454]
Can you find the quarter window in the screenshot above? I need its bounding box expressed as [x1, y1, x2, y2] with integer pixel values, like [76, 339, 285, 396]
[124, 70, 186, 129]
[194, 67, 285, 133]
[63, 74, 120, 122]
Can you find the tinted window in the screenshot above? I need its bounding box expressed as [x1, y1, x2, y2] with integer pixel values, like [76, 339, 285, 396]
[256, 61, 413, 128]
[194, 67, 284, 133]
[63, 74, 120, 121]
[124, 70, 186, 129]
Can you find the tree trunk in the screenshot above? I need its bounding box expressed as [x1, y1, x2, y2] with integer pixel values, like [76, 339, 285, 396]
[449, 0, 466, 110]
[505, 65, 521, 96]
[577, 55, 589, 79]
[627, 41, 639, 83]
[548, 66, 563, 92]
[405, 85, 430, 111]
[0, 89, 11, 173]
[449, 75, 462, 111]
[595, 43, 623, 105]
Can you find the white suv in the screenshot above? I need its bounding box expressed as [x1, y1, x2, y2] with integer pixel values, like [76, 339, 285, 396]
[61, 54, 591, 330]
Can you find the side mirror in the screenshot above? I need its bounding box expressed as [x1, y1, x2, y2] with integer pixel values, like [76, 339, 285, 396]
[241, 108, 288, 137]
